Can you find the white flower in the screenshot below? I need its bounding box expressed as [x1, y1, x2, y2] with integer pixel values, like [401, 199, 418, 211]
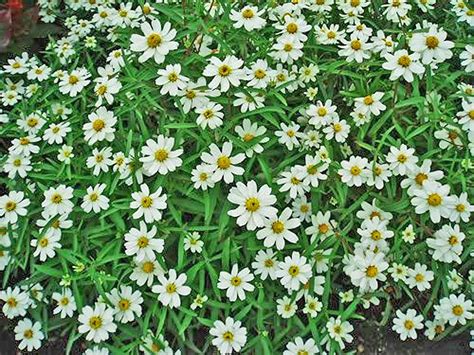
[303, 295, 322, 318]
[210, 317, 247, 354]
[195, 102, 224, 129]
[382, 50, 425, 82]
[52, 288, 77, 318]
[436, 294, 473, 326]
[124, 221, 164, 261]
[31, 232, 61, 262]
[323, 117, 350, 142]
[234, 118, 268, 157]
[460, 45, 474, 72]
[217, 264, 255, 302]
[276, 296, 297, 318]
[140, 135, 183, 176]
[406, 263, 434, 291]
[251, 249, 278, 280]
[106, 285, 143, 323]
[284, 337, 318, 355]
[276, 251, 312, 291]
[271, 35, 304, 64]
[201, 142, 245, 184]
[83, 107, 117, 145]
[59, 68, 91, 97]
[130, 20, 178, 64]
[86, 147, 113, 175]
[0, 190, 30, 224]
[256, 208, 300, 250]
[0, 287, 30, 319]
[14, 318, 44, 352]
[94, 76, 122, 106]
[152, 269, 191, 308]
[130, 184, 167, 223]
[245, 59, 273, 89]
[392, 309, 424, 341]
[400, 159, 444, 196]
[203, 55, 245, 92]
[155, 64, 189, 96]
[305, 211, 336, 241]
[354, 92, 386, 116]
[338, 33, 372, 63]
[401, 224, 416, 244]
[426, 224, 465, 264]
[81, 184, 109, 213]
[190, 294, 208, 310]
[449, 192, 473, 223]
[409, 25, 454, 64]
[338, 156, 370, 187]
[386, 144, 419, 176]
[307, 99, 338, 128]
[229, 6, 266, 31]
[191, 164, 216, 190]
[42, 185, 74, 216]
[326, 317, 354, 350]
[275, 122, 301, 150]
[348, 251, 388, 292]
[130, 257, 164, 287]
[183, 232, 204, 253]
[277, 167, 310, 199]
[78, 303, 117, 343]
[411, 181, 455, 223]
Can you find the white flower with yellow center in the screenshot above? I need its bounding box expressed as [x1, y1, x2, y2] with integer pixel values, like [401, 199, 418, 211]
[124, 221, 164, 261]
[52, 288, 77, 318]
[392, 308, 424, 341]
[0, 191, 30, 224]
[411, 181, 455, 223]
[151, 269, 191, 308]
[229, 5, 266, 31]
[78, 303, 117, 343]
[31, 232, 61, 262]
[382, 49, 425, 82]
[14, 318, 44, 352]
[130, 20, 178, 64]
[195, 102, 224, 129]
[409, 25, 454, 64]
[217, 264, 255, 302]
[426, 224, 465, 264]
[0, 286, 30, 319]
[276, 251, 312, 291]
[251, 249, 278, 280]
[155, 63, 189, 96]
[201, 142, 245, 184]
[140, 135, 183, 176]
[130, 184, 167, 223]
[106, 285, 143, 323]
[338, 155, 370, 187]
[256, 208, 300, 250]
[436, 294, 473, 326]
[406, 263, 434, 291]
[130, 257, 164, 287]
[210, 317, 247, 354]
[326, 317, 354, 350]
[284, 337, 318, 355]
[81, 183, 109, 213]
[202, 55, 245, 92]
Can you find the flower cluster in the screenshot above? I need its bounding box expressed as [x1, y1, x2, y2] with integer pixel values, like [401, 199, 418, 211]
[0, 0, 473, 353]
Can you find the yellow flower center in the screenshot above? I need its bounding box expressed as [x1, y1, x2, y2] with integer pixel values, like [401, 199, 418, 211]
[51, 193, 63, 204]
[271, 220, 285, 234]
[92, 119, 105, 132]
[142, 261, 155, 273]
[89, 316, 102, 330]
[242, 8, 254, 18]
[366, 265, 378, 277]
[141, 196, 153, 208]
[351, 39, 362, 50]
[363, 95, 374, 105]
[404, 320, 414, 330]
[222, 331, 234, 342]
[350, 166, 361, 176]
[287, 23, 298, 34]
[217, 156, 231, 169]
[398, 55, 411, 67]
[425, 35, 439, 49]
[448, 235, 458, 246]
[288, 265, 300, 276]
[166, 283, 177, 294]
[23, 329, 33, 339]
[147, 33, 162, 48]
[245, 197, 260, 212]
[231, 276, 242, 286]
[415, 173, 427, 185]
[254, 69, 266, 79]
[154, 149, 169, 162]
[452, 305, 463, 316]
[5, 201, 17, 212]
[68, 75, 79, 85]
[118, 299, 130, 311]
[427, 193, 442, 206]
[218, 64, 232, 77]
[371, 230, 382, 241]
[137, 236, 149, 248]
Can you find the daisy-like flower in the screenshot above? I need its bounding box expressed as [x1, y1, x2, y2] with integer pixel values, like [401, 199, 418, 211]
[411, 181, 455, 223]
[52, 288, 77, 318]
[409, 25, 454, 64]
[354, 92, 386, 116]
[382, 50, 425, 82]
[276, 251, 312, 291]
[83, 107, 117, 145]
[245, 59, 273, 89]
[195, 102, 224, 129]
[124, 221, 164, 261]
[305, 211, 336, 241]
[31, 232, 61, 262]
[130, 257, 164, 287]
[460, 45, 474, 72]
[292, 196, 312, 222]
[316, 24, 344, 44]
[386, 144, 419, 176]
[276, 296, 297, 319]
[357, 217, 394, 250]
[456, 100, 474, 132]
[151, 269, 191, 308]
[256, 208, 301, 250]
[0, 287, 30, 319]
[229, 6, 266, 31]
[106, 285, 143, 323]
[392, 309, 424, 341]
[271, 35, 304, 64]
[81, 184, 109, 213]
[338, 33, 372, 63]
[42, 185, 74, 216]
[155, 64, 189, 96]
[43, 121, 71, 145]
[190, 294, 208, 310]
[14, 318, 44, 352]
[234, 118, 268, 157]
[406, 263, 434, 291]
[348, 251, 389, 292]
[277, 17, 312, 42]
[277, 166, 310, 199]
[303, 295, 322, 317]
[210, 317, 247, 354]
[130, 20, 178, 64]
[326, 317, 354, 350]
[201, 142, 245, 184]
[59, 68, 91, 97]
[191, 164, 216, 190]
[401, 224, 416, 244]
[275, 122, 301, 150]
[183, 231, 204, 253]
[426, 224, 465, 264]
[449, 192, 473, 223]
[203, 55, 245, 92]
[0, 190, 30, 224]
[217, 264, 255, 301]
[307, 99, 338, 128]
[140, 135, 183, 176]
[9, 135, 40, 156]
[58, 145, 74, 164]
[338, 156, 370, 187]
[436, 294, 473, 326]
[389, 262, 409, 283]
[284, 337, 318, 355]
[400, 159, 444, 196]
[94, 76, 122, 106]
[323, 117, 350, 142]
[86, 147, 114, 175]
[130, 184, 167, 223]
[251, 249, 278, 280]
[78, 303, 117, 343]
